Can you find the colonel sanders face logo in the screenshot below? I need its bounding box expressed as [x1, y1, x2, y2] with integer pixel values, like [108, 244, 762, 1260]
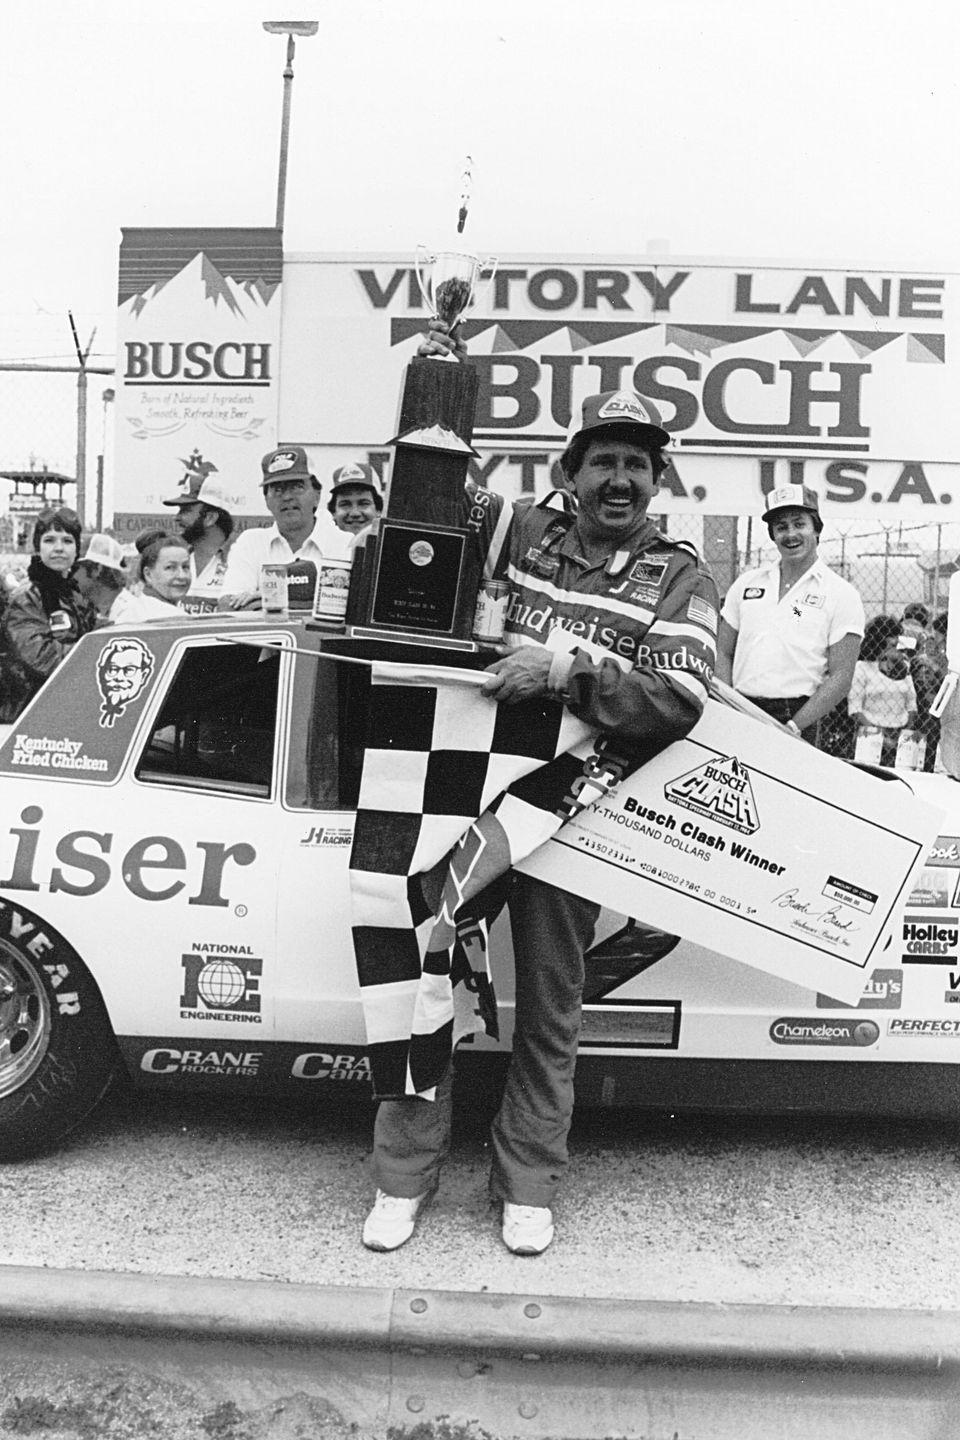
[97, 638, 155, 728]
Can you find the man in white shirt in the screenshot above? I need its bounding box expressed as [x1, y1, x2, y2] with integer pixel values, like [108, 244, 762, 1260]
[716, 483, 864, 741]
[218, 446, 349, 610]
[162, 473, 236, 612]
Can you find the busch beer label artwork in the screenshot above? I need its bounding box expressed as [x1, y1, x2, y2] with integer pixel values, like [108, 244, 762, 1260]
[472, 580, 509, 643]
[313, 558, 351, 624]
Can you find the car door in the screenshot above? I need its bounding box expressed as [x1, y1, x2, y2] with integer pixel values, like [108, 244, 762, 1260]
[273, 640, 367, 1085]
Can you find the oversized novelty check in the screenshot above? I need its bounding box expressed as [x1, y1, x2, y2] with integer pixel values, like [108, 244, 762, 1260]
[520, 698, 944, 1004]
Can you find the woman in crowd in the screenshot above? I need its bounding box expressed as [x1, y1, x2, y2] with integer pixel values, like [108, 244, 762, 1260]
[847, 614, 918, 767]
[122, 529, 191, 619]
[1, 505, 97, 720]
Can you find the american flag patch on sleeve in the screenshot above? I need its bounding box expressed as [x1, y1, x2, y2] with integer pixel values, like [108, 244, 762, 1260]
[687, 594, 718, 631]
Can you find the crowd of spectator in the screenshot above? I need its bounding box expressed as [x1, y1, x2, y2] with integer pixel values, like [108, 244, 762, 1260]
[0, 452, 385, 724]
[0, 462, 951, 778]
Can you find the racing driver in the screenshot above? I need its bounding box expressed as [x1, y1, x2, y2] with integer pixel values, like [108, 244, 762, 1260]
[363, 325, 720, 1258]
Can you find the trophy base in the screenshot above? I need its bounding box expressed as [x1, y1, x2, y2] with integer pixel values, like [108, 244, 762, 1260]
[346, 516, 476, 643]
[341, 625, 480, 652]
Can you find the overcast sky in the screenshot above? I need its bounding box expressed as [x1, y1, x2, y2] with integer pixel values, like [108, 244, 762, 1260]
[1, 0, 958, 511]
[3, 0, 958, 370]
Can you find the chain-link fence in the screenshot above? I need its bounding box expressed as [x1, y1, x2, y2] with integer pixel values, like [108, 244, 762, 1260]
[662, 511, 955, 770]
[0, 361, 115, 553]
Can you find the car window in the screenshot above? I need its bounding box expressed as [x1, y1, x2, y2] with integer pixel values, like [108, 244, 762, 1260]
[135, 643, 280, 798]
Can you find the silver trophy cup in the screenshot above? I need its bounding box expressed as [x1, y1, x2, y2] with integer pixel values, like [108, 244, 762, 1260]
[415, 247, 498, 359]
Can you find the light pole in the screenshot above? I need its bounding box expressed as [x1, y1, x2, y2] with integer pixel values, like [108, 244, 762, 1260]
[97, 388, 115, 532]
[262, 20, 319, 230]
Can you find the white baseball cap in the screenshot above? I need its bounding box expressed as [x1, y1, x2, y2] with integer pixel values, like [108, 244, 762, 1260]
[163, 474, 236, 513]
[82, 533, 126, 572]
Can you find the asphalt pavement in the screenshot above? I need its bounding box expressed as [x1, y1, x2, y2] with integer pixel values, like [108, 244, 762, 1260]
[2, 1085, 959, 1310]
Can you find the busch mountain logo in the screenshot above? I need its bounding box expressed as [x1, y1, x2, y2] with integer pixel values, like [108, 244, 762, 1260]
[664, 753, 760, 834]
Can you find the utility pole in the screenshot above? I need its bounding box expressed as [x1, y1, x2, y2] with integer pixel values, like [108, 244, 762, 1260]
[262, 20, 319, 230]
[68, 311, 96, 526]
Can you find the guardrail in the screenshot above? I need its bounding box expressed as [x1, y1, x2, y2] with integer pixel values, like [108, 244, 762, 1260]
[0, 1265, 957, 1438]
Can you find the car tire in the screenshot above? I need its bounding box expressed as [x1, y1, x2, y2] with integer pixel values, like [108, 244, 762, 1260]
[0, 903, 119, 1161]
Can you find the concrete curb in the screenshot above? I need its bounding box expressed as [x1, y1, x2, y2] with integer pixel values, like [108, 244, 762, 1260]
[2, 1263, 960, 1371]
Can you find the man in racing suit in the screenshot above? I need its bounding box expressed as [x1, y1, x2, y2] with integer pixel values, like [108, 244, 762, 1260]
[363, 355, 719, 1257]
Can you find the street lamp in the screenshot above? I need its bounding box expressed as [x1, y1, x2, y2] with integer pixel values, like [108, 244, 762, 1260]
[262, 20, 319, 230]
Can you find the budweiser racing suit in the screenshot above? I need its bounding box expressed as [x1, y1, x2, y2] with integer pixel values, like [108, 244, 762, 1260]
[373, 489, 720, 1210]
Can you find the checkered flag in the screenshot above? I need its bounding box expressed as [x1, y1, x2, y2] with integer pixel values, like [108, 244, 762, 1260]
[349, 661, 596, 1100]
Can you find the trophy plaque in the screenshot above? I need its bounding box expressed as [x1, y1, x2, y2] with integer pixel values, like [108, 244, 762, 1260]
[344, 247, 498, 648]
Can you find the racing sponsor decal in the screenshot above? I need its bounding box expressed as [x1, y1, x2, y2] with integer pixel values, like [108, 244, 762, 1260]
[596, 391, 660, 426]
[10, 735, 108, 774]
[140, 1047, 264, 1076]
[664, 753, 760, 835]
[520, 546, 558, 578]
[291, 1051, 372, 1081]
[96, 636, 155, 728]
[900, 917, 958, 964]
[300, 825, 352, 847]
[907, 871, 953, 908]
[0, 806, 256, 907]
[179, 947, 262, 1022]
[630, 584, 661, 608]
[743, 587, 765, 599]
[504, 591, 650, 664]
[908, 841, 960, 909]
[821, 877, 877, 915]
[945, 974, 960, 1004]
[817, 967, 902, 1010]
[887, 1018, 960, 1039]
[264, 450, 300, 475]
[628, 558, 668, 588]
[769, 1017, 880, 1047]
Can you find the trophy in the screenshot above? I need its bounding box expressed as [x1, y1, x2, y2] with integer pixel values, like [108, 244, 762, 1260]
[415, 247, 497, 359]
[337, 162, 497, 649]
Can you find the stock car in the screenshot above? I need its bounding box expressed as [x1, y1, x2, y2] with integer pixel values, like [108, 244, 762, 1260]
[1, 610, 959, 1162]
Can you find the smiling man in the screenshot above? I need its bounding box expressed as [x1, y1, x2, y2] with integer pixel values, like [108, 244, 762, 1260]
[716, 484, 864, 741]
[364, 381, 720, 1259]
[327, 461, 384, 536]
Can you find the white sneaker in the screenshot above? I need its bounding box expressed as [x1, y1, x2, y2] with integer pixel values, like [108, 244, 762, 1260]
[502, 1202, 554, 1255]
[362, 1189, 433, 1251]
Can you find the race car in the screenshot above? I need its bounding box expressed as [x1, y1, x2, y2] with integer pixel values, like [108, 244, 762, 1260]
[1, 611, 959, 1162]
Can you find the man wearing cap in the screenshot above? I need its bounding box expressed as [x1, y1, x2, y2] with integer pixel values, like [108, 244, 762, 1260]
[363, 337, 719, 1258]
[328, 462, 384, 536]
[218, 446, 349, 609]
[716, 484, 864, 740]
[162, 473, 236, 607]
[74, 533, 135, 624]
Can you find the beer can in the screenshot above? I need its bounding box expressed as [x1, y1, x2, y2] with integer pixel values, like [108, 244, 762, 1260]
[313, 556, 352, 625]
[260, 564, 288, 618]
[472, 580, 509, 643]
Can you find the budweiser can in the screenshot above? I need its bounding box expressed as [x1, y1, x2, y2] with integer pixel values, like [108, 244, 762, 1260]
[472, 580, 509, 642]
[313, 556, 352, 624]
[260, 564, 288, 618]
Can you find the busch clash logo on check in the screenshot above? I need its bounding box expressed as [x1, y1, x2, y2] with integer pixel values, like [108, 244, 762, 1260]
[664, 753, 760, 835]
